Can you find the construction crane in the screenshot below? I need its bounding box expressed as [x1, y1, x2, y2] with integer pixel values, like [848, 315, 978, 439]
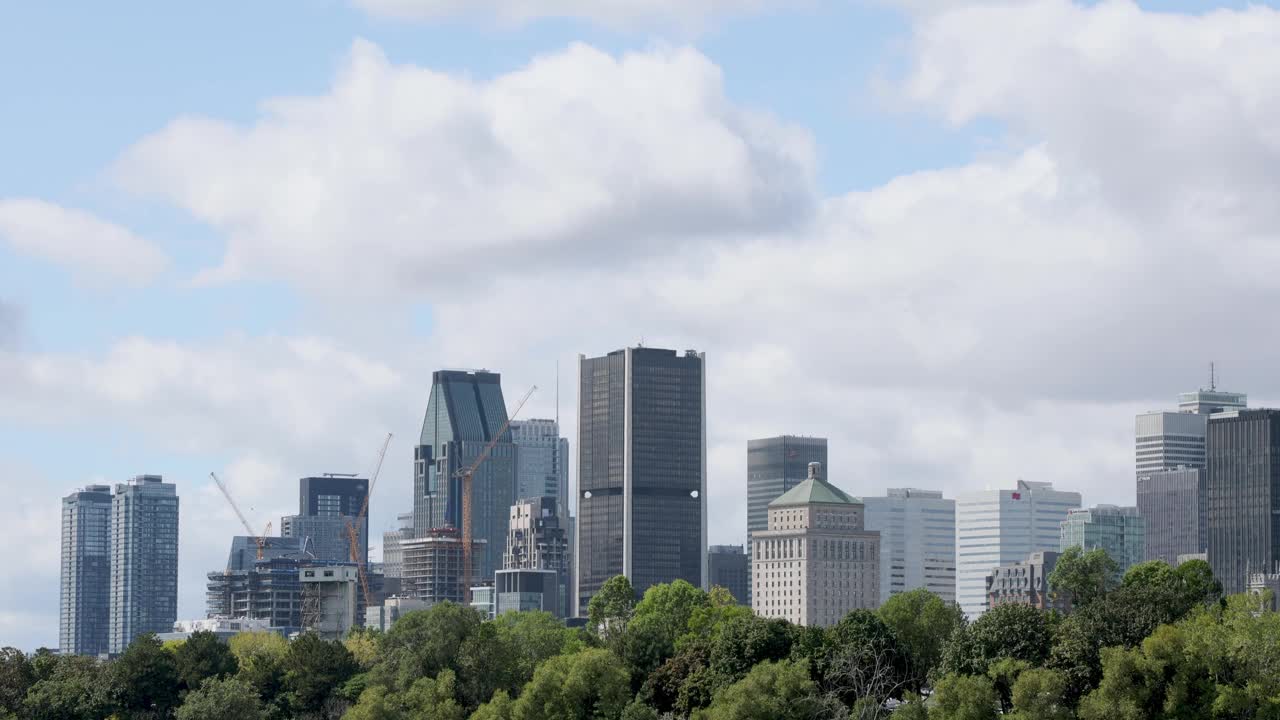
[210, 472, 271, 561]
[458, 385, 536, 603]
[346, 433, 393, 608]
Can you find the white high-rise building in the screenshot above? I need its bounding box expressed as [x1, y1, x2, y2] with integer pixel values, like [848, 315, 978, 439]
[510, 419, 569, 503]
[1135, 384, 1247, 477]
[955, 480, 1080, 619]
[863, 489, 956, 605]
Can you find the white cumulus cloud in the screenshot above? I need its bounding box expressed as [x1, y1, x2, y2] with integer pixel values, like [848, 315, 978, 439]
[352, 0, 776, 30]
[0, 198, 169, 285]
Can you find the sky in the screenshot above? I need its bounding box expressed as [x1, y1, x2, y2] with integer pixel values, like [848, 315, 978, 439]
[3, 0, 1280, 651]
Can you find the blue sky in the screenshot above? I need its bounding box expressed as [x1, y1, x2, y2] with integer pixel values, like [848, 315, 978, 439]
[3, 0, 1280, 650]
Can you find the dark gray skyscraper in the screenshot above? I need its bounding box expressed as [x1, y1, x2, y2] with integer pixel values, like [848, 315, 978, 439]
[60, 485, 112, 656]
[414, 370, 516, 581]
[707, 545, 749, 606]
[576, 347, 706, 615]
[747, 436, 828, 538]
[1206, 409, 1280, 594]
[109, 475, 179, 654]
[282, 474, 369, 564]
[1137, 468, 1206, 565]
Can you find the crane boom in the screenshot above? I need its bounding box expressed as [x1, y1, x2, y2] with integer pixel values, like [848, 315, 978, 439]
[458, 385, 536, 603]
[347, 433, 393, 609]
[211, 472, 269, 560]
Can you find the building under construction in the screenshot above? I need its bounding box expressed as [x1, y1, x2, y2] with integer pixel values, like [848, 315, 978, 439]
[300, 565, 359, 640]
[402, 528, 486, 605]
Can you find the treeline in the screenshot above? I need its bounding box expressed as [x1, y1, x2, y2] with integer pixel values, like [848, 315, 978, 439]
[2, 557, 1275, 720]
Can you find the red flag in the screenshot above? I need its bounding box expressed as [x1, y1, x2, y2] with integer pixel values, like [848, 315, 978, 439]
[1012, 492, 1022, 500]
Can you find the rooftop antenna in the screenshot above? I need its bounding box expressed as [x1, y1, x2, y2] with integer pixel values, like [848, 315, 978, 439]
[1210, 362, 1217, 392]
[555, 358, 560, 427]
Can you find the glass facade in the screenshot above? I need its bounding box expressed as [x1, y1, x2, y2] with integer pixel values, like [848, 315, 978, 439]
[707, 545, 749, 606]
[413, 370, 516, 581]
[747, 436, 828, 538]
[1206, 410, 1280, 594]
[577, 348, 705, 614]
[1137, 468, 1205, 565]
[1059, 505, 1145, 575]
[60, 485, 112, 656]
[510, 419, 569, 501]
[109, 475, 179, 655]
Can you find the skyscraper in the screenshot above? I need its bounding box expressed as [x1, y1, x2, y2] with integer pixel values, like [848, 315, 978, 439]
[955, 480, 1080, 619]
[1206, 409, 1280, 594]
[1137, 468, 1206, 565]
[1059, 505, 1145, 575]
[751, 462, 880, 627]
[381, 512, 414, 579]
[414, 369, 517, 582]
[511, 419, 570, 503]
[1135, 383, 1247, 477]
[863, 488, 957, 605]
[502, 496, 570, 617]
[60, 485, 112, 656]
[576, 347, 706, 615]
[707, 545, 749, 606]
[747, 436, 828, 540]
[281, 474, 369, 564]
[109, 475, 179, 654]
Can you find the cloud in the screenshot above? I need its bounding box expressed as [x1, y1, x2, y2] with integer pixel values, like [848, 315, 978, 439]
[114, 40, 815, 295]
[0, 199, 169, 286]
[351, 0, 775, 30]
[0, 301, 20, 348]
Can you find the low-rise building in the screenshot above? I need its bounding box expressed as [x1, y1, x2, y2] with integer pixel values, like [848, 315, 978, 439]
[985, 551, 1070, 613]
[365, 596, 429, 631]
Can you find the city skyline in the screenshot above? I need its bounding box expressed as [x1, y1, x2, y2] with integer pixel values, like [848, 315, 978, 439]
[5, 0, 1280, 651]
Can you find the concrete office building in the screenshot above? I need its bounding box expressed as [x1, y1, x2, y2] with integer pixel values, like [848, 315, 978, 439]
[1178, 387, 1247, 415]
[281, 474, 369, 564]
[1206, 409, 1280, 594]
[576, 347, 706, 615]
[511, 419, 570, 503]
[1059, 505, 1145, 574]
[863, 488, 956, 605]
[752, 462, 879, 627]
[495, 569, 560, 615]
[109, 475, 179, 655]
[1137, 467, 1206, 565]
[415, 370, 516, 582]
[1134, 383, 1246, 477]
[365, 596, 428, 631]
[401, 528, 486, 605]
[504, 496, 570, 617]
[955, 480, 1081, 619]
[381, 512, 414, 579]
[986, 551, 1070, 613]
[707, 545, 750, 606]
[60, 485, 113, 656]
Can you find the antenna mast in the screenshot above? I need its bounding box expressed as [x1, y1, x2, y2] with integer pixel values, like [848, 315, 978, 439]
[1210, 362, 1217, 391]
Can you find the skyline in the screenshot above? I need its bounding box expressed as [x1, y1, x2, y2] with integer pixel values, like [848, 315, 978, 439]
[5, 0, 1280, 652]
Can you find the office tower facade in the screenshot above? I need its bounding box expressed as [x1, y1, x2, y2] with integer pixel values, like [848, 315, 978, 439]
[109, 475, 179, 654]
[1059, 505, 1145, 574]
[381, 512, 414, 579]
[1137, 468, 1206, 565]
[747, 436, 828, 539]
[511, 419, 570, 502]
[576, 347, 706, 615]
[60, 485, 113, 656]
[1178, 387, 1247, 415]
[707, 545, 750, 605]
[414, 370, 517, 582]
[504, 496, 570, 617]
[401, 529, 486, 605]
[863, 488, 957, 605]
[281, 475, 369, 564]
[1135, 412, 1208, 476]
[1206, 409, 1280, 594]
[955, 480, 1081, 619]
[752, 462, 879, 627]
[986, 551, 1070, 613]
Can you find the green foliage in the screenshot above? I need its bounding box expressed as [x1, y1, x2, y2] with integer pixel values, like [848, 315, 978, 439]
[174, 630, 239, 694]
[1049, 546, 1119, 608]
[229, 632, 289, 664]
[0, 647, 33, 715]
[708, 615, 792, 681]
[510, 647, 631, 720]
[624, 580, 711, 684]
[111, 633, 182, 718]
[373, 602, 483, 692]
[343, 670, 465, 720]
[940, 604, 1052, 677]
[929, 674, 998, 720]
[817, 610, 910, 707]
[282, 633, 358, 717]
[681, 586, 753, 651]
[984, 658, 1030, 714]
[469, 690, 515, 720]
[692, 659, 826, 720]
[343, 629, 381, 671]
[877, 589, 965, 690]
[1007, 667, 1073, 720]
[176, 676, 264, 720]
[588, 575, 637, 641]
[620, 698, 659, 720]
[20, 654, 112, 720]
[891, 694, 929, 720]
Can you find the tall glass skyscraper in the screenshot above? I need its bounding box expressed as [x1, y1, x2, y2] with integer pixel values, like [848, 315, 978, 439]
[1137, 468, 1205, 565]
[60, 485, 112, 656]
[414, 369, 516, 581]
[747, 436, 828, 539]
[575, 347, 706, 615]
[109, 475, 179, 654]
[1206, 409, 1280, 594]
[510, 419, 569, 502]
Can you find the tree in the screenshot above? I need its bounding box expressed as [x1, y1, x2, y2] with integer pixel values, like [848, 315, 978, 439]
[929, 674, 998, 720]
[511, 648, 630, 720]
[176, 676, 264, 720]
[707, 615, 792, 682]
[1007, 668, 1073, 720]
[374, 603, 482, 692]
[877, 589, 965, 690]
[692, 659, 828, 720]
[456, 621, 522, 708]
[174, 630, 238, 694]
[891, 694, 929, 720]
[112, 633, 182, 718]
[281, 633, 358, 717]
[230, 632, 289, 719]
[588, 576, 637, 641]
[469, 690, 515, 720]
[622, 580, 710, 684]
[0, 647, 33, 716]
[620, 699, 659, 720]
[940, 604, 1052, 677]
[344, 629, 381, 671]
[984, 658, 1030, 714]
[20, 655, 112, 720]
[1049, 547, 1119, 608]
[639, 640, 712, 715]
[818, 610, 910, 707]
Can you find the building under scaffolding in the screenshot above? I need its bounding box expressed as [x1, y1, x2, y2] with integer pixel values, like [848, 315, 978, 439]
[300, 565, 359, 640]
[402, 528, 487, 605]
[207, 536, 358, 634]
